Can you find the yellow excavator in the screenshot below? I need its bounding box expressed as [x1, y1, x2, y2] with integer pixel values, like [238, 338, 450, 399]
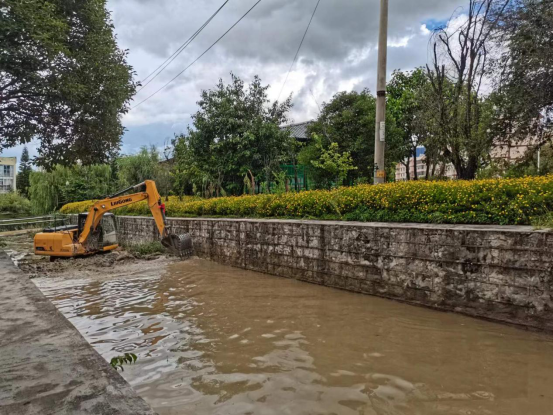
[34, 180, 192, 259]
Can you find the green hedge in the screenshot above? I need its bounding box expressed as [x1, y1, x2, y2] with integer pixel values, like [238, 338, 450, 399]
[61, 176, 553, 225]
[0, 192, 31, 215]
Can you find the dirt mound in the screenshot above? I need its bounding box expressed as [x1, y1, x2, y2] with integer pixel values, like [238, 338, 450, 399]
[2, 231, 178, 280]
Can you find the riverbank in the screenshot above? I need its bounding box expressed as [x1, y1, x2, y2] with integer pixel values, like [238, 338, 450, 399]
[0, 251, 157, 414]
[2, 231, 177, 280]
[101, 215, 553, 332]
[3, 231, 553, 414]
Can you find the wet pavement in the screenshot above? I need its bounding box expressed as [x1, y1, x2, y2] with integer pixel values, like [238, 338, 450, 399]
[30, 257, 553, 415]
[0, 253, 156, 415]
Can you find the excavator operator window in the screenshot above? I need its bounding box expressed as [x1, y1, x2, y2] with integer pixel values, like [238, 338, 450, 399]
[101, 214, 118, 247]
[77, 213, 88, 238]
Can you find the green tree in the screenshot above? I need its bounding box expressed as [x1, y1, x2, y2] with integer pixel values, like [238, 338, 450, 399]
[304, 134, 357, 189]
[116, 146, 161, 188]
[116, 146, 174, 198]
[387, 68, 433, 180]
[493, 0, 553, 148]
[173, 74, 293, 196]
[479, 143, 553, 179]
[0, 192, 31, 216]
[307, 90, 375, 183]
[0, 0, 137, 169]
[305, 89, 402, 185]
[171, 136, 198, 198]
[17, 146, 32, 197]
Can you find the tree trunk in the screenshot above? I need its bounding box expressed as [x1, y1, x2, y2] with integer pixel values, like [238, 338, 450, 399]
[425, 158, 431, 180]
[251, 172, 256, 195]
[458, 156, 478, 180]
[439, 163, 446, 177]
[265, 168, 271, 194]
[247, 170, 256, 195]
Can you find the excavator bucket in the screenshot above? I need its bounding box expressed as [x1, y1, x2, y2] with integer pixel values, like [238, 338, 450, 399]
[162, 233, 193, 258]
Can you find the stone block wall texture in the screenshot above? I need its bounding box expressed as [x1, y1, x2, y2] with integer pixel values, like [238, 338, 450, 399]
[113, 216, 553, 331]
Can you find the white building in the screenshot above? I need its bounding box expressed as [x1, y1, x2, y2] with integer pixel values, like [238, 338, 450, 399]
[395, 148, 457, 181]
[396, 138, 541, 182]
[0, 157, 17, 194]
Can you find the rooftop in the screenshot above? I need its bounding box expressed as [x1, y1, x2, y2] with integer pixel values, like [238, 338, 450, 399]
[0, 157, 16, 165]
[280, 121, 314, 142]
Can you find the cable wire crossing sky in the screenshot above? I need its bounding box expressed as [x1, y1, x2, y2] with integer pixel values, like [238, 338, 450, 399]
[0, 0, 464, 160]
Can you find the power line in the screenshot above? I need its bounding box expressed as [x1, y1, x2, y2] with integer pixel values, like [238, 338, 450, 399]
[132, 0, 262, 110]
[139, 0, 230, 84]
[137, 0, 231, 93]
[277, 0, 322, 101]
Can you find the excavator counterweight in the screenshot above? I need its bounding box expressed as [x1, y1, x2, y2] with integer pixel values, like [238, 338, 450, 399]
[34, 180, 192, 259]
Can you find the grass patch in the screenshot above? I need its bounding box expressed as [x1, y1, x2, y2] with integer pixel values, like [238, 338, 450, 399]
[126, 241, 166, 258]
[531, 212, 553, 230]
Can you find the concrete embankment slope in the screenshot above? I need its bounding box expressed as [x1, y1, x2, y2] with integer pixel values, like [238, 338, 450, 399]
[0, 253, 157, 415]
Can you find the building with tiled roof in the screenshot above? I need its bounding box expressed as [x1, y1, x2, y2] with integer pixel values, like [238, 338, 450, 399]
[280, 121, 314, 143]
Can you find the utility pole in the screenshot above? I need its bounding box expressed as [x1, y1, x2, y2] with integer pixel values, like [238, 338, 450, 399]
[373, 0, 388, 184]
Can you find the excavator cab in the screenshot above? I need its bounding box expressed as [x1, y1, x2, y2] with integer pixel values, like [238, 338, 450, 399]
[77, 213, 118, 250]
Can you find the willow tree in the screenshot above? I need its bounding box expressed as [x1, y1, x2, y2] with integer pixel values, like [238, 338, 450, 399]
[28, 164, 113, 214]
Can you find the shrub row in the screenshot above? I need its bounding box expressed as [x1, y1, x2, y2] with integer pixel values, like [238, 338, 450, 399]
[60, 176, 553, 225]
[60, 196, 200, 217]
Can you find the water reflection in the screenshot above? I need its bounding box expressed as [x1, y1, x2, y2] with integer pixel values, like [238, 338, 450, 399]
[35, 259, 553, 415]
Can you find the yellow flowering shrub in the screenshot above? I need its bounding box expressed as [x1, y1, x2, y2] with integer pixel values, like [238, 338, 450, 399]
[60, 176, 553, 225]
[60, 196, 200, 216]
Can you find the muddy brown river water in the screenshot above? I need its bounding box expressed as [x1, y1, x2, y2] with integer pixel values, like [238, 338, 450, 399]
[33, 258, 553, 415]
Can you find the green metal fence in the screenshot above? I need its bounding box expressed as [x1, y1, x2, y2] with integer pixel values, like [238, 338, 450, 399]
[280, 164, 312, 191]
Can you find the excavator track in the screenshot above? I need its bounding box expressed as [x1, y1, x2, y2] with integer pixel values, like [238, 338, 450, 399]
[162, 233, 193, 258]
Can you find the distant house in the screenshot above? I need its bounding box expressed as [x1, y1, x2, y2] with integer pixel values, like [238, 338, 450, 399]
[491, 137, 540, 164]
[280, 121, 314, 143]
[396, 137, 541, 181]
[0, 157, 17, 194]
[278, 121, 315, 191]
[395, 147, 457, 181]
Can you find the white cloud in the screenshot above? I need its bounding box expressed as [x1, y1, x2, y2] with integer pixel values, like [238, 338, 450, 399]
[107, 0, 466, 152]
[389, 35, 415, 48]
[420, 24, 431, 36]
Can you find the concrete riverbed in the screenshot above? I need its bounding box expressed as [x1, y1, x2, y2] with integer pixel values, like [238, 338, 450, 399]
[3, 232, 553, 414]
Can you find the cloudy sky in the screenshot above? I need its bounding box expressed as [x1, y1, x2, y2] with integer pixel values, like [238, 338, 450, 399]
[3, 0, 466, 161]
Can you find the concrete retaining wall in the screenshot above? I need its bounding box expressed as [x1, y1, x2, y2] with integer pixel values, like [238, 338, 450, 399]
[116, 216, 553, 331]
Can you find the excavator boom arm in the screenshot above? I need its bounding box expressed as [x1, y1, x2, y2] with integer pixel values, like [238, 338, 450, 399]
[78, 181, 167, 245]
